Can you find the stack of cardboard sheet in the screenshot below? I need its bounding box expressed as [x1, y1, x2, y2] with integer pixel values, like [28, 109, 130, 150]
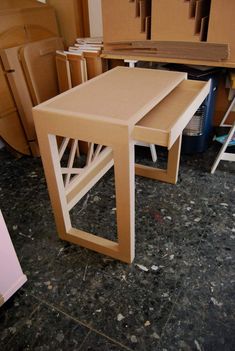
[70, 37, 103, 52]
[103, 40, 229, 62]
[56, 37, 105, 93]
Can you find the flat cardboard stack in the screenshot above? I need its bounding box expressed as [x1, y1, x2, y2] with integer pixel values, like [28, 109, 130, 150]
[104, 40, 229, 62]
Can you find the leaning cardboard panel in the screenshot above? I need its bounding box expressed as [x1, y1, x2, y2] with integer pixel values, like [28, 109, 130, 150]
[207, 0, 235, 63]
[151, 0, 200, 42]
[1, 46, 37, 141]
[0, 58, 30, 155]
[102, 0, 148, 47]
[56, 51, 72, 93]
[20, 37, 64, 105]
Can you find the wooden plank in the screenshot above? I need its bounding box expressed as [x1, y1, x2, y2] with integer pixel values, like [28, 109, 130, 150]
[56, 51, 72, 92]
[66, 52, 87, 86]
[67, 228, 121, 260]
[83, 51, 103, 79]
[113, 137, 135, 263]
[102, 48, 228, 61]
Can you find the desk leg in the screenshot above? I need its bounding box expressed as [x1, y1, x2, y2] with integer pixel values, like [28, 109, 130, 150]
[135, 135, 182, 184]
[113, 140, 135, 263]
[36, 124, 135, 263]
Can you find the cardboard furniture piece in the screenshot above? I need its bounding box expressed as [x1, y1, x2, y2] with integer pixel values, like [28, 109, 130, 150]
[33, 67, 210, 263]
[0, 210, 27, 306]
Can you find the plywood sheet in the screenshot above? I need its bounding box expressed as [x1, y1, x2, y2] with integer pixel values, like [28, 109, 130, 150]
[35, 67, 187, 126]
[207, 0, 235, 62]
[151, 0, 200, 42]
[102, 0, 147, 45]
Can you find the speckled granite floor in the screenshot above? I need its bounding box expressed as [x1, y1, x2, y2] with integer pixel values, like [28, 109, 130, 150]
[0, 143, 234, 351]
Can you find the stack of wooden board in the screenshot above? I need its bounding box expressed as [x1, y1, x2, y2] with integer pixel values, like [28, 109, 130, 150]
[56, 37, 105, 93]
[70, 37, 103, 52]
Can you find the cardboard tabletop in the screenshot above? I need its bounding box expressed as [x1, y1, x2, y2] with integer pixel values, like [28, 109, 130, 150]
[35, 67, 187, 126]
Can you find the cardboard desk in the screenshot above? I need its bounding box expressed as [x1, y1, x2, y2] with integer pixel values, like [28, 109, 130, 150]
[33, 67, 210, 263]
